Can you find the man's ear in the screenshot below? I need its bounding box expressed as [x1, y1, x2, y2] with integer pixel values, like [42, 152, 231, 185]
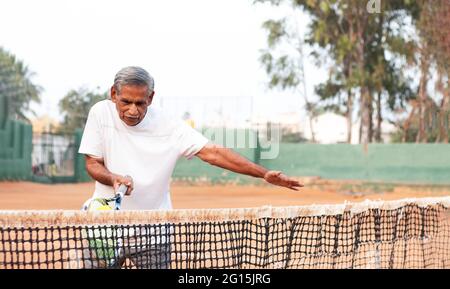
[110, 86, 117, 103]
[147, 90, 155, 106]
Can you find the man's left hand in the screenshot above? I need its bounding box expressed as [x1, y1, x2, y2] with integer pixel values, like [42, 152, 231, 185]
[263, 171, 304, 191]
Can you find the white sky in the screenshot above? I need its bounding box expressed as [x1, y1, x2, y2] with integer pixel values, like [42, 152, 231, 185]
[0, 0, 326, 126]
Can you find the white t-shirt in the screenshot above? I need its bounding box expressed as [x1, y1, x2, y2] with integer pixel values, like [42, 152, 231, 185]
[78, 99, 209, 210]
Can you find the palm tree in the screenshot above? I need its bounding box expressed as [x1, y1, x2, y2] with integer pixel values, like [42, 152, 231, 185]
[0, 47, 42, 121]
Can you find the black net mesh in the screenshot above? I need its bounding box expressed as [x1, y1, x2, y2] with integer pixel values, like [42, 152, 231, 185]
[0, 198, 449, 269]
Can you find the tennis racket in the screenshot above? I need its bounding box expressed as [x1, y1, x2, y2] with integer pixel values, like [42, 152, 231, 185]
[114, 182, 128, 210]
[80, 177, 130, 268]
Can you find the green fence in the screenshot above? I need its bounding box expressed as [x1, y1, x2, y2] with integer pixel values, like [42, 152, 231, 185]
[74, 128, 91, 182]
[0, 95, 33, 181]
[0, 120, 33, 180]
[259, 143, 450, 185]
[174, 141, 450, 185]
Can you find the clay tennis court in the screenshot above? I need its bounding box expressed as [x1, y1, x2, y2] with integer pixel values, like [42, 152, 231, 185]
[1, 178, 449, 210]
[1, 179, 449, 269]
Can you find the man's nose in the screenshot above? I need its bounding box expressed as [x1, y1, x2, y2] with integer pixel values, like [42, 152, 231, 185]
[128, 104, 138, 115]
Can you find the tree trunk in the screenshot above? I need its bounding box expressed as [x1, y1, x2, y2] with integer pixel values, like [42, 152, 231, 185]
[374, 12, 383, 143]
[360, 87, 371, 146]
[355, 3, 370, 147]
[368, 92, 374, 143]
[297, 37, 315, 143]
[416, 49, 430, 143]
[438, 77, 450, 143]
[357, 49, 371, 146]
[307, 103, 316, 143]
[375, 91, 382, 142]
[346, 13, 355, 144]
[403, 102, 417, 142]
[359, 112, 363, 144]
[346, 89, 353, 143]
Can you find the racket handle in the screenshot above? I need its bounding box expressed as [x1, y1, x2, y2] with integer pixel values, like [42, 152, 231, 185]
[115, 175, 131, 198]
[116, 183, 128, 198]
[114, 175, 131, 210]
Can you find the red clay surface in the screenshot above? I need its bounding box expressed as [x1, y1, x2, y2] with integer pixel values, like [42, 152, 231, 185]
[0, 178, 449, 210]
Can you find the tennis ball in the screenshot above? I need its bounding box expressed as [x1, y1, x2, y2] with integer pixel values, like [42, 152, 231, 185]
[86, 198, 113, 211]
[97, 205, 112, 211]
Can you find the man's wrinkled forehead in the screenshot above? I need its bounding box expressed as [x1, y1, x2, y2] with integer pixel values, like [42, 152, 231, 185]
[114, 87, 152, 105]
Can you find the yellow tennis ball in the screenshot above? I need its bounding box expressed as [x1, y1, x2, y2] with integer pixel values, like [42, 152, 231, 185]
[96, 205, 113, 211]
[87, 198, 113, 211]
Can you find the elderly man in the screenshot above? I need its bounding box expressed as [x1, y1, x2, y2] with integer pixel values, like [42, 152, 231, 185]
[78, 66, 302, 268]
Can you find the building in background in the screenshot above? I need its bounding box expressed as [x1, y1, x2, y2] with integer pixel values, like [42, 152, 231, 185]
[30, 115, 74, 177]
[31, 115, 60, 134]
[302, 112, 396, 144]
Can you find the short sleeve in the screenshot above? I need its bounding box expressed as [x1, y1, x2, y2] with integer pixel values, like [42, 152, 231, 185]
[176, 122, 209, 159]
[78, 105, 103, 158]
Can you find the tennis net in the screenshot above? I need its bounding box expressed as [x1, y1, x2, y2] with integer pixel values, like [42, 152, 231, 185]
[0, 197, 449, 269]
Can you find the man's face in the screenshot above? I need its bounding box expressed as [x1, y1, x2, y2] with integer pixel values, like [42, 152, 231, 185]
[110, 84, 154, 126]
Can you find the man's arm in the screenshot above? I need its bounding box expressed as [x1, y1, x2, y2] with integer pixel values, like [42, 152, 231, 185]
[84, 155, 133, 194]
[195, 143, 303, 190]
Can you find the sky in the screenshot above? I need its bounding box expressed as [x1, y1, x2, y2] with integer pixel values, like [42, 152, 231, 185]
[0, 0, 327, 127]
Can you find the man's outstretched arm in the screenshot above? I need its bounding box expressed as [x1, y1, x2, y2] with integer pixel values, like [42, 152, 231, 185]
[195, 143, 303, 190]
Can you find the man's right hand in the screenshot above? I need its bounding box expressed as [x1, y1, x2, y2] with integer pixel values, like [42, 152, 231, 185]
[84, 155, 134, 195]
[111, 174, 133, 195]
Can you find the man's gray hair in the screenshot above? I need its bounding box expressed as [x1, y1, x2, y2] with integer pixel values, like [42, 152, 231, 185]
[113, 66, 155, 95]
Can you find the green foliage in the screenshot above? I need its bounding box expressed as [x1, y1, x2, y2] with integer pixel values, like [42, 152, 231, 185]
[390, 126, 446, 143]
[261, 19, 287, 48]
[281, 131, 307, 143]
[0, 47, 42, 121]
[254, 0, 447, 144]
[58, 87, 107, 134]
